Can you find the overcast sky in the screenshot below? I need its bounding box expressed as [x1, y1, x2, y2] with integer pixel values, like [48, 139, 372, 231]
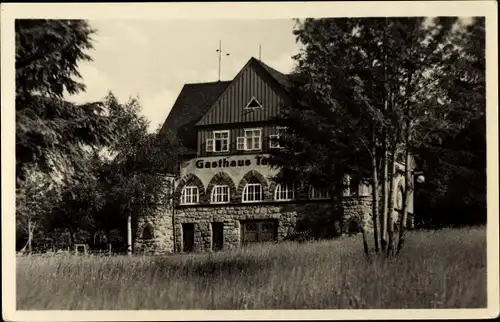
[66, 19, 299, 132]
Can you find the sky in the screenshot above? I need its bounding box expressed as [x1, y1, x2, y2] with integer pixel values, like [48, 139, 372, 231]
[66, 19, 300, 132]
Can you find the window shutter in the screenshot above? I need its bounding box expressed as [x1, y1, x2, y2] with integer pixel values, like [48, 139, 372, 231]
[206, 139, 214, 152]
[237, 137, 245, 150]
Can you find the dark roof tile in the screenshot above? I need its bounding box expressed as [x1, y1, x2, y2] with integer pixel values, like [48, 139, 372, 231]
[158, 81, 231, 150]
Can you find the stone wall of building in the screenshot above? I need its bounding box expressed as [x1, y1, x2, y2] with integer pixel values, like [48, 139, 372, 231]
[342, 196, 373, 233]
[173, 197, 373, 253]
[134, 206, 175, 255]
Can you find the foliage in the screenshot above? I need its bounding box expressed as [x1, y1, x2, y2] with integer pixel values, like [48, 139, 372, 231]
[15, 19, 115, 181]
[43, 93, 180, 246]
[269, 17, 485, 256]
[415, 17, 486, 226]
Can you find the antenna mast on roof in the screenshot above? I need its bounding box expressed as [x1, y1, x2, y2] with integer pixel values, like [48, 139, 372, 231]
[216, 40, 230, 82]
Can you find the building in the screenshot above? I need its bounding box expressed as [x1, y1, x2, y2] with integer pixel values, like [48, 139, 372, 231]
[134, 57, 415, 254]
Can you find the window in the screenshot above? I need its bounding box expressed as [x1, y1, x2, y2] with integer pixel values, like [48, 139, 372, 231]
[211, 185, 230, 204]
[242, 183, 263, 202]
[349, 176, 359, 196]
[309, 186, 331, 200]
[274, 184, 294, 201]
[269, 126, 286, 149]
[206, 130, 229, 152]
[237, 128, 262, 151]
[244, 97, 263, 109]
[180, 186, 199, 205]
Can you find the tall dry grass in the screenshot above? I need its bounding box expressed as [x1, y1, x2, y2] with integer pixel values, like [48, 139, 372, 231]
[16, 227, 487, 309]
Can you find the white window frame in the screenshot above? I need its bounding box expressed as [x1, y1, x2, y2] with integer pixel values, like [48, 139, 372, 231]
[242, 183, 264, 203]
[244, 96, 263, 109]
[309, 186, 331, 200]
[180, 186, 199, 205]
[206, 130, 230, 153]
[274, 184, 295, 201]
[270, 126, 287, 149]
[211, 185, 230, 204]
[238, 128, 262, 151]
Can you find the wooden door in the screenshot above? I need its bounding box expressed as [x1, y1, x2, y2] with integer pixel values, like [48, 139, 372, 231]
[212, 222, 224, 251]
[182, 223, 195, 252]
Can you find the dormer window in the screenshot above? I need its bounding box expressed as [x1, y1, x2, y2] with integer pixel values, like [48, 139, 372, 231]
[206, 130, 229, 152]
[244, 97, 263, 109]
[237, 128, 262, 151]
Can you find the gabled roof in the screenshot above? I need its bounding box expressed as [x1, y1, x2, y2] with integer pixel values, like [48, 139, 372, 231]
[196, 57, 296, 126]
[159, 57, 296, 151]
[158, 81, 231, 151]
[257, 59, 294, 92]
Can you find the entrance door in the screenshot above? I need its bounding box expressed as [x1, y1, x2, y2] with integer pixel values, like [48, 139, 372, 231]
[182, 223, 195, 252]
[241, 220, 277, 244]
[212, 222, 224, 251]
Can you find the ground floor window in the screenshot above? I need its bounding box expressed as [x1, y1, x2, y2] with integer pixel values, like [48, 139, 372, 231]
[274, 184, 294, 201]
[241, 220, 277, 244]
[180, 186, 199, 205]
[212, 185, 230, 204]
[309, 186, 330, 200]
[242, 183, 263, 202]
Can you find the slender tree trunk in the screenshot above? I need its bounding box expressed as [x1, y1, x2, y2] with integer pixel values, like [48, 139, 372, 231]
[380, 136, 389, 252]
[397, 120, 413, 255]
[386, 146, 397, 256]
[27, 219, 33, 253]
[127, 213, 133, 256]
[371, 126, 380, 253]
[360, 221, 370, 259]
[20, 219, 35, 254]
[68, 226, 76, 246]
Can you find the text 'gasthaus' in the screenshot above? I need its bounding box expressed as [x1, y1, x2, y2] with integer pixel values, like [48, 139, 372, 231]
[195, 156, 269, 169]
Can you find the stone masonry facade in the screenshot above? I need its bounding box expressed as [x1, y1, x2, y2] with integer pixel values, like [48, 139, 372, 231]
[135, 196, 373, 254]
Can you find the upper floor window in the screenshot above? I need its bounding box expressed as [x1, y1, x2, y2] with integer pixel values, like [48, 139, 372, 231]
[269, 126, 286, 149]
[237, 128, 262, 151]
[309, 186, 330, 200]
[211, 185, 230, 204]
[180, 186, 199, 205]
[274, 184, 294, 201]
[242, 183, 263, 203]
[207, 130, 229, 152]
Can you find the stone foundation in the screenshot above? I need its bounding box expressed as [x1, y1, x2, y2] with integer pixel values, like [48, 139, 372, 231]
[172, 197, 373, 253]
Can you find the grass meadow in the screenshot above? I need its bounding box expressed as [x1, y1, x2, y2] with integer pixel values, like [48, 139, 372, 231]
[16, 227, 487, 310]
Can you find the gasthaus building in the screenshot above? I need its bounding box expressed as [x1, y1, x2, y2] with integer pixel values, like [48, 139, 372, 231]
[134, 57, 415, 254]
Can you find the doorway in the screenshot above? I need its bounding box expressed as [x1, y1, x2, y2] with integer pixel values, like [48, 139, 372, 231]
[182, 223, 195, 252]
[241, 220, 277, 244]
[212, 222, 224, 251]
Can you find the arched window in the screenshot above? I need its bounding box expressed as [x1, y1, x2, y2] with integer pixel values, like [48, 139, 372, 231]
[211, 185, 230, 204]
[274, 184, 295, 201]
[180, 186, 199, 205]
[309, 186, 330, 200]
[242, 183, 263, 202]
